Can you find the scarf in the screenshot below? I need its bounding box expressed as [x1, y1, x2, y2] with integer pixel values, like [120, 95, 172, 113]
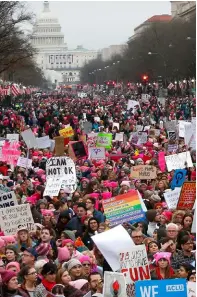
[155, 266, 174, 280]
[42, 278, 56, 292]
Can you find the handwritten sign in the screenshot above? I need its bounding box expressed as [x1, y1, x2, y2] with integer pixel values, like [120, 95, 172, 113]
[0, 191, 18, 209]
[177, 182, 196, 210]
[103, 272, 126, 297]
[120, 245, 150, 297]
[130, 165, 157, 179]
[165, 152, 193, 171]
[164, 188, 181, 209]
[21, 129, 37, 148]
[46, 156, 77, 193]
[43, 177, 63, 197]
[168, 131, 176, 140]
[59, 126, 74, 138]
[0, 204, 35, 235]
[36, 136, 51, 149]
[17, 157, 32, 169]
[171, 169, 186, 189]
[89, 147, 105, 160]
[103, 191, 145, 227]
[115, 133, 124, 142]
[127, 100, 140, 111]
[6, 134, 19, 143]
[87, 133, 98, 147]
[96, 133, 112, 149]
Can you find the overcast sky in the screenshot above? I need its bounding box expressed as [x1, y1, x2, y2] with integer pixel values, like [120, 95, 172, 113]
[27, 1, 171, 50]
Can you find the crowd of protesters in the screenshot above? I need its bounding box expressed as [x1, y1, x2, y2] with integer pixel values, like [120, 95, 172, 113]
[0, 88, 195, 297]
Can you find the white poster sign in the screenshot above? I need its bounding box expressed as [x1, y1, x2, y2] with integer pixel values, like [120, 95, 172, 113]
[0, 204, 35, 235]
[191, 208, 196, 233]
[141, 94, 149, 103]
[6, 134, 19, 143]
[17, 157, 32, 169]
[46, 157, 77, 193]
[113, 122, 120, 130]
[164, 188, 181, 209]
[89, 147, 105, 160]
[21, 129, 37, 149]
[103, 272, 127, 297]
[92, 225, 134, 271]
[165, 152, 193, 171]
[127, 100, 140, 111]
[43, 177, 63, 197]
[36, 136, 51, 149]
[0, 191, 18, 209]
[137, 132, 147, 145]
[115, 133, 124, 142]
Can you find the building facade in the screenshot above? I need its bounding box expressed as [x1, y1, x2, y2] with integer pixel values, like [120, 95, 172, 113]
[31, 1, 98, 84]
[171, 1, 196, 20]
[100, 44, 127, 61]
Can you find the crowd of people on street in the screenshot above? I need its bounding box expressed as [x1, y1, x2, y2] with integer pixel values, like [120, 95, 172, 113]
[0, 89, 195, 297]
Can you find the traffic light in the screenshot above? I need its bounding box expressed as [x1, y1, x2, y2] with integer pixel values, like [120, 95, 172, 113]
[127, 82, 131, 88]
[142, 75, 148, 82]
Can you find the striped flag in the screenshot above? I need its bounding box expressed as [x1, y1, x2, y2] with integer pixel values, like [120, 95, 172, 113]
[3, 86, 11, 96]
[11, 84, 20, 96]
[167, 82, 174, 89]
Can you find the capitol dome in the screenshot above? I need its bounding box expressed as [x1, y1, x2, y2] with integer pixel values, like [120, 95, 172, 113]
[37, 1, 58, 24]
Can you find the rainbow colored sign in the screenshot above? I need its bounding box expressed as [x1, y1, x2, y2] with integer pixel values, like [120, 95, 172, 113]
[102, 190, 145, 226]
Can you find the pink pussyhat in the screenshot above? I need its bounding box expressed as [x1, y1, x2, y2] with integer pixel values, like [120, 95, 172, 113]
[101, 192, 112, 199]
[41, 209, 54, 217]
[153, 252, 171, 265]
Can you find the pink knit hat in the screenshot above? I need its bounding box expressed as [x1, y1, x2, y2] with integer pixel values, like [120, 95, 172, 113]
[62, 239, 74, 247]
[6, 262, 20, 273]
[36, 243, 50, 256]
[69, 279, 88, 290]
[79, 255, 91, 264]
[162, 211, 172, 222]
[0, 238, 5, 248]
[58, 247, 70, 263]
[153, 252, 171, 265]
[0, 269, 16, 283]
[101, 192, 112, 199]
[1, 236, 16, 245]
[41, 209, 53, 216]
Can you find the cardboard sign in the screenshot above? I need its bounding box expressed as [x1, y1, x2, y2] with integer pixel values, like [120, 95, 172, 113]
[43, 177, 63, 197]
[6, 134, 19, 143]
[130, 165, 157, 179]
[103, 191, 145, 227]
[103, 272, 127, 297]
[177, 182, 196, 210]
[168, 131, 176, 140]
[165, 152, 193, 172]
[83, 122, 92, 134]
[0, 191, 18, 209]
[59, 126, 74, 138]
[0, 204, 35, 235]
[127, 100, 140, 111]
[96, 133, 112, 149]
[171, 169, 187, 189]
[115, 133, 124, 142]
[54, 136, 64, 156]
[92, 225, 134, 271]
[46, 156, 77, 193]
[135, 279, 187, 297]
[17, 157, 32, 169]
[164, 188, 181, 209]
[89, 147, 105, 160]
[36, 136, 51, 149]
[0, 142, 21, 166]
[120, 245, 150, 297]
[21, 129, 37, 148]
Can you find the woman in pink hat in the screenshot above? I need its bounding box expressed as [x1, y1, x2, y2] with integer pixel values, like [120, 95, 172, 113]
[151, 252, 175, 280]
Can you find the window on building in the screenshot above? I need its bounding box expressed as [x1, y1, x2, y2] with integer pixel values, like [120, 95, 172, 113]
[69, 62, 71, 64]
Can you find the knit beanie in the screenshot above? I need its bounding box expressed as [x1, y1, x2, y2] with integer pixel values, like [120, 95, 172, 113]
[0, 238, 5, 248]
[79, 255, 91, 264]
[69, 279, 88, 290]
[57, 247, 70, 263]
[62, 239, 74, 247]
[67, 259, 82, 272]
[162, 211, 172, 222]
[36, 243, 50, 256]
[6, 262, 20, 273]
[146, 210, 157, 222]
[0, 269, 16, 283]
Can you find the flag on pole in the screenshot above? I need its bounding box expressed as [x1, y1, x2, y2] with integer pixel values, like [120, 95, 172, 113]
[11, 84, 20, 96]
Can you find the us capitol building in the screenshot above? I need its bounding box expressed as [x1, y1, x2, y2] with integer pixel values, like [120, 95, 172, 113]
[31, 1, 98, 84]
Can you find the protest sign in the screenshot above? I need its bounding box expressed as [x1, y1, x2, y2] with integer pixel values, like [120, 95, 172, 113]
[188, 282, 196, 297]
[36, 136, 51, 149]
[17, 157, 32, 169]
[120, 245, 150, 297]
[103, 191, 145, 227]
[136, 125, 143, 132]
[0, 142, 21, 166]
[113, 122, 120, 130]
[0, 191, 17, 209]
[6, 134, 19, 142]
[21, 129, 37, 148]
[130, 165, 157, 179]
[164, 188, 181, 209]
[0, 204, 35, 235]
[127, 100, 140, 111]
[158, 152, 166, 172]
[96, 133, 112, 149]
[94, 116, 100, 122]
[177, 182, 196, 210]
[69, 141, 87, 160]
[141, 94, 149, 103]
[0, 184, 11, 193]
[54, 136, 64, 156]
[137, 132, 147, 145]
[115, 133, 124, 142]
[89, 147, 105, 160]
[46, 156, 77, 193]
[43, 177, 63, 197]
[191, 209, 196, 233]
[92, 225, 134, 271]
[171, 169, 186, 189]
[135, 278, 187, 297]
[168, 144, 178, 152]
[103, 272, 126, 297]
[168, 131, 176, 140]
[164, 121, 177, 132]
[83, 292, 91, 297]
[50, 139, 55, 152]
[87, 133, 98, 147]
[157, 97, 165, 106]
[59, 126, 74, 138]
[83, 122, 92, 134]
[165, 152, 193, 172]
[184, 122, 196, 150]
